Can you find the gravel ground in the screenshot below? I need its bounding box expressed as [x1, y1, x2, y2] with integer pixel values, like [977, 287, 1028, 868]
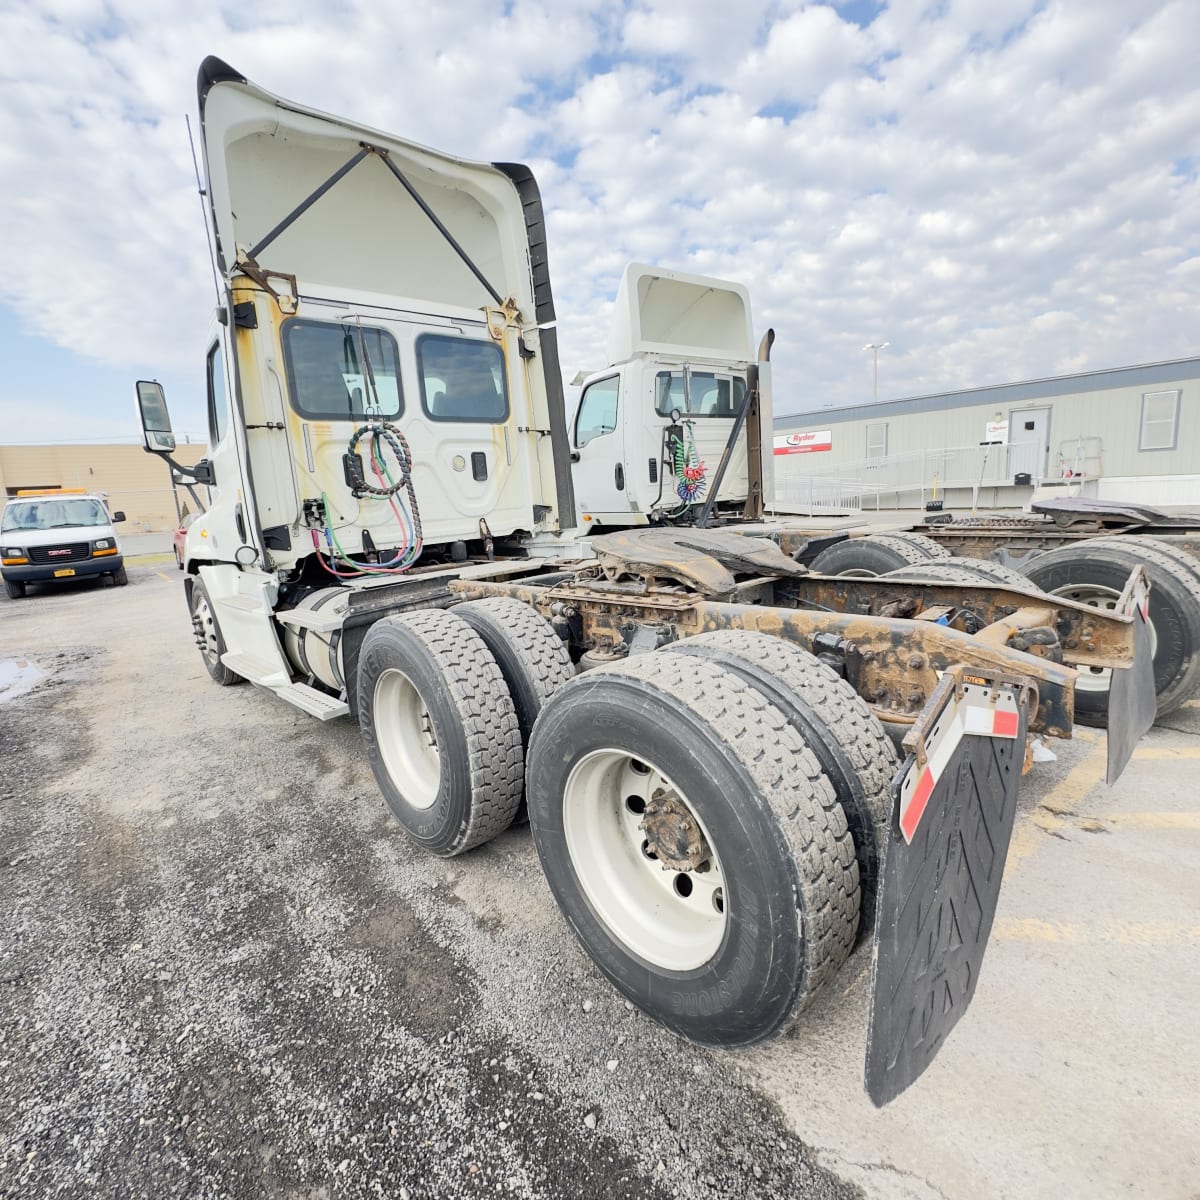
[4, 563, 1198, 1200]
[0, 569, 861, 1200]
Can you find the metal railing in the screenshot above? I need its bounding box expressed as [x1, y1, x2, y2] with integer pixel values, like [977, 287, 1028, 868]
[774, 440, 1048, 511]
[770, 476, 876, 515]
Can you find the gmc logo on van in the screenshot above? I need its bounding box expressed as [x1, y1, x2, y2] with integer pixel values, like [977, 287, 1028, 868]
[47, 549, 71, 556]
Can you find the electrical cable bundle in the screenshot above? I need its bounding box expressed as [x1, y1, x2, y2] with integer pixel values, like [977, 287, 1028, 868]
[670, 420, 707, 503]
[313, 422, 424, 578]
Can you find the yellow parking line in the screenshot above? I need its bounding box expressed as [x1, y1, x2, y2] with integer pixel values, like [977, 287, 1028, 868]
[1132, 746, 1200, 760]
[994, 918, 1200, 946]
[156, 571, 173, 582]
[1004, 738, 1108, 878]
[1095, 811, 1200, 830]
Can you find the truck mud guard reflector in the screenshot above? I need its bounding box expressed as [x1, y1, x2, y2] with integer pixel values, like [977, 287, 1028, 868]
[865, 671, 1031, 1107]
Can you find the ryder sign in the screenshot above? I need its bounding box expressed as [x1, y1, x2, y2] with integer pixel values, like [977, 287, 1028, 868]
[774, 429, 833, 455]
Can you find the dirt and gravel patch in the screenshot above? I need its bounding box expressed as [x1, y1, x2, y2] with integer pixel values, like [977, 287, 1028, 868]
[0, 571, 860, 1199]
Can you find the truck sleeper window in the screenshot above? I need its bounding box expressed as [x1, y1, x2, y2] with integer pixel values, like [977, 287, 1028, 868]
[418, 335, 508, 423]
[654, 371, 745, 418]
[282, 320, 403, 421]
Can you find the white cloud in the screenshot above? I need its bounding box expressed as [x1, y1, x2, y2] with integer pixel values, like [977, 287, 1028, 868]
[0, 0, 1196, 441]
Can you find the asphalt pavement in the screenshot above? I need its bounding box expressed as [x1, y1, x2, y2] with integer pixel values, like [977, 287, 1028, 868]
[1, 563, 1197, 1198]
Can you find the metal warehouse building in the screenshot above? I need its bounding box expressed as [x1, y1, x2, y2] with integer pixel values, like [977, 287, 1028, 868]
[772, 357, 1200, 512]
[0, 443, 209, 533]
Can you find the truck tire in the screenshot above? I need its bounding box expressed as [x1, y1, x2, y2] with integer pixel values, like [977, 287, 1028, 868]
[453, 597, 575, 747]
[884, 558, 1037, 589]
[189, 580, 243, 687]
[1024, 538, 1200, 722]
[111, 565, 129, 587]
[883, 531, 953, 560]
[526, 652, 859, 1046]
[664, 630, 895, 940]
[808, 533, 938, 576]
[1089, 535, 1200, 588]
[358, 609, 523, 856]
[4, 578, 25, 600]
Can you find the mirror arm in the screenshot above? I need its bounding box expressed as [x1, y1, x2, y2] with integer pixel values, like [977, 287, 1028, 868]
[162, 454, 215, 487]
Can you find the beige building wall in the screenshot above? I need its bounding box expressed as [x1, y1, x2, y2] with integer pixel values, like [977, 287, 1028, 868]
[0, 443, 210, 532]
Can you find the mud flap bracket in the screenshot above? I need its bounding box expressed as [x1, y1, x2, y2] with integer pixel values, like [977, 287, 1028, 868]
[1107, 570, 1155, 785]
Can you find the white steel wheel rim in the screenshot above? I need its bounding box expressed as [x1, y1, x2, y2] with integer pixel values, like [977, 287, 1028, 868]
[1050, 582, 1158, 694]
[562, 750, 728, 972]
[192, 594, 221, 666]
[374, 668, 441, 809]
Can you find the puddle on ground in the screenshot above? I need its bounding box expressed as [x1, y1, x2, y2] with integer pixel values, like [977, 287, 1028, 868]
[0, 658, 47, 705]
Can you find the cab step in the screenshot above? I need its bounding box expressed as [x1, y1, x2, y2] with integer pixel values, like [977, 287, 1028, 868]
[219, 651, 291, 688]
[276, 683, 349, 721]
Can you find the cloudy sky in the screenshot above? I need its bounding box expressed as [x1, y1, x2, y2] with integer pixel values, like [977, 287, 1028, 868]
[1, 0, 1197, 444]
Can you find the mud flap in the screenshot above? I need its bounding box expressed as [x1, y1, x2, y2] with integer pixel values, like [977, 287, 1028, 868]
[865, 678, 1030, 1107]
[1107, 603, 1155, 785]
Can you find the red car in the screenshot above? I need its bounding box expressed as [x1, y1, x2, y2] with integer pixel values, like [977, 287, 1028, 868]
[173, 513, 199, 569]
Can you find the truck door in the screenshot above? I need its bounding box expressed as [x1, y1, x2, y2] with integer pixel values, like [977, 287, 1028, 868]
[572, 375, 631, 524]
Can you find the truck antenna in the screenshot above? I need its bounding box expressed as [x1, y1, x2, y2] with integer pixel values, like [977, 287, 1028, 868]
[185, 113, 224, 304]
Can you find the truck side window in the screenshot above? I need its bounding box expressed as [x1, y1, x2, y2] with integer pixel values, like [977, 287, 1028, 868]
[282, 320, 403, 421]
[207, 342, 229, 444]
[654, 371, 744, 417]
[417, 335, 508, 423]
[575, 377, 619, 448]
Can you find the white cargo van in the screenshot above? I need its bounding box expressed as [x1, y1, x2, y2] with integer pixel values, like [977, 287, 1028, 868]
[0, 490, 127, 598]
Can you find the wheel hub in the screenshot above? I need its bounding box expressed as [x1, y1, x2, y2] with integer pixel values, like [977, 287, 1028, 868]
[640, 787, 711, 872]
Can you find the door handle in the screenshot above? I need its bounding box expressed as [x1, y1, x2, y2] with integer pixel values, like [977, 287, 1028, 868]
[614, 463, 625, 491]
[570, 450, 580, 463]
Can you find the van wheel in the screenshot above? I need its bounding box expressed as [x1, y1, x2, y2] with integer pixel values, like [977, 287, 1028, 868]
[111, 566, 129, 587]
[4, 578, 25, 600]
[357, 609, 523, 856]
[189, 581, 242, 686]
[664, 630, 896, 941]
[526, 652, 859, 1046]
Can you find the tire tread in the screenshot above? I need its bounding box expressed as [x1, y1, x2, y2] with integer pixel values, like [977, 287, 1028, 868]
[665, 630, 896, 936]
[371, 609, 523, 854]
[585, 652, 860, 1017]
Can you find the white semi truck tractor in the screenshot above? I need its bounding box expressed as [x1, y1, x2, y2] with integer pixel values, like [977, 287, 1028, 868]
[570, 266, 1200, 726]
[137, 57, 1156, 1105]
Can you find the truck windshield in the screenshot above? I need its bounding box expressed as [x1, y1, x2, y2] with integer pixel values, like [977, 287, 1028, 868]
[2, 498, 108, 532]
[655, 372, 745, 418]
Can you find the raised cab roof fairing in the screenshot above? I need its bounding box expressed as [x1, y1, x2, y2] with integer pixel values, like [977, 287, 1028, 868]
[194, 56, 576, 528]
[607, 263, 756, 366]
[195, 57, 541, 320]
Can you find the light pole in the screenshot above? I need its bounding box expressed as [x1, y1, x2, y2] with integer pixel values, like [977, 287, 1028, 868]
[863, 341, 889, 402]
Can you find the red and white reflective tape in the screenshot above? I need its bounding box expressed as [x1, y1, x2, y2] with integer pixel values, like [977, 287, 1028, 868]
[897, 683, 1021, 845]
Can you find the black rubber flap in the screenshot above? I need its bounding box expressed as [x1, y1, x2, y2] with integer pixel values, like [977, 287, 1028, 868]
[1106, 605, 1156, 785]
[865, 694, 1029, 1106]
